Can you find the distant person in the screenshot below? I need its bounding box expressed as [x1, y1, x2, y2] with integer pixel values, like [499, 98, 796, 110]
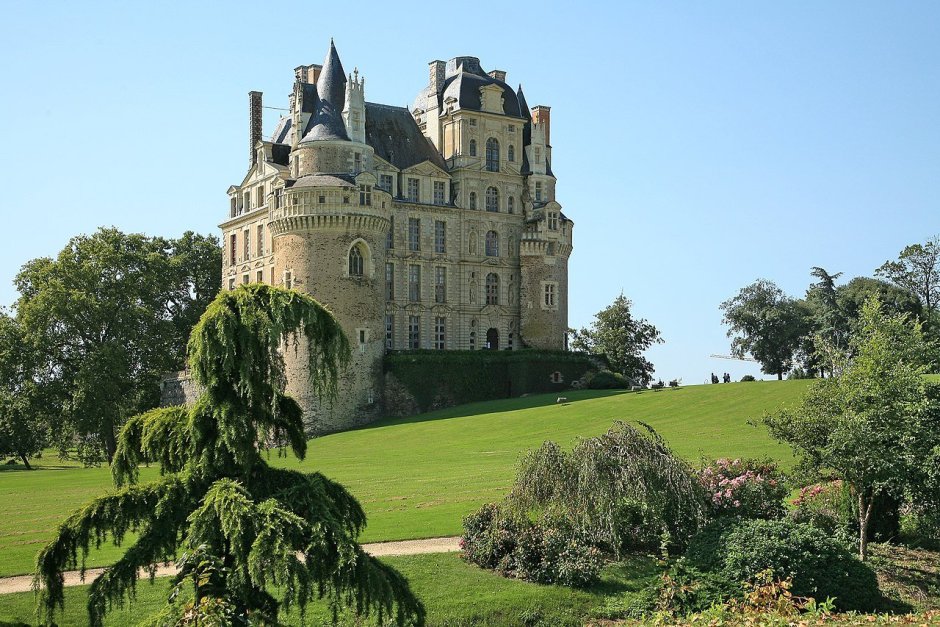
[723, 372, 731, 383]
[711, 372, 719, 384]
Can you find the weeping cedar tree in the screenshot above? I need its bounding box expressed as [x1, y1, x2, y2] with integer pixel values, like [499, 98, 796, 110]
[764, 297, 940, 561]
[508, 421, 708, 555]
[34, 285, 425, 626]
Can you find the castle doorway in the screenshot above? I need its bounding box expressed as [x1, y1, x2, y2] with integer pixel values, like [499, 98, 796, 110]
[485, 328, 499, 350]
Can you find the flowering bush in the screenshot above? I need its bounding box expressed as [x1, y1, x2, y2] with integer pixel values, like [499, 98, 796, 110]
[698, 458, 788, 520]
[461, 504, 604, 587]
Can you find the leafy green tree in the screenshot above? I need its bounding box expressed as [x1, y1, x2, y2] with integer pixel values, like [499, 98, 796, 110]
[720, 280, 811, 380]
[0, 312, 48, 468]
[876, 236, 940, 325]
[15, 228, 220, 462]
[35, 284, 424, 626]
[569, 294, 663, 385]
[765, 297, 939, 560]
[837, 276, 923, 328]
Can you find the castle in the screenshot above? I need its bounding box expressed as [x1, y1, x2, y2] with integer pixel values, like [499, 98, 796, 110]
[220, 41, 573, 432]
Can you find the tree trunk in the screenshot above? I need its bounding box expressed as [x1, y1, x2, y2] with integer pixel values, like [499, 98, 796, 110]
[19, 454, 31, 470]
[858, 492, 873, 561]
[777, 371, 783, 381]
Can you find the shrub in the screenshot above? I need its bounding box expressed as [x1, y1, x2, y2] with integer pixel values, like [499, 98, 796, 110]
[740, 375, 756, 382]
[686, 518, 882, 612]
[583, 369, 630, 389]
[461, 504, 603, 587]
[790, 481, 900, 544]
[629, 559, 740, 618]
[698, 458, 788, 520]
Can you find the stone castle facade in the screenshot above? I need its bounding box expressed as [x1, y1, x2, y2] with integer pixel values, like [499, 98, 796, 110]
[220, 41, 573, 432]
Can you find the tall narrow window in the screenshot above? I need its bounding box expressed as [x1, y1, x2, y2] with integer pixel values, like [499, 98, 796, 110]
[385, 314, 394, 349]
[256, 224, 264, 257]
[469, 331, 476, 350]
[385, 262, 394, 300]
[256, 186, 264, 207]
[256, 269, 263, 283]
[535, 181, 543, 202]
[535, 147, 542, 163]
[359, 184, 372, 206]
[468, 138, 477, 156]
[387, 215, 394, 249]
[485, 231, 499, 257]
[507, 196, 514, 214]
[544, 283, 557, 308]
[348, 244, 364, 277]
[229, 233, 236, 266]
[485, 137, 500, 172]
[434, 317, 445, 350]
[508, 145, 515, 162]
[407, 178, 420, 202]
[354, 152, 362, 173]
[433, 181, 445, 205]
[434, 220, 446, 253]
[243, 229, 250, 260]
[284, 270, 292, 290]
[485, 186, 499, 212]
[228, 277, 235, 291]
[486, 273, 499, 305]
[409, 265, 421, 301]
[230, 197, 237, 217]
[469, 192, 477, 210]
[408, 217, 421, 251]
[379, 174, 393, 193]
[408, 315, 420, 349]
[435, 266, 446, 303]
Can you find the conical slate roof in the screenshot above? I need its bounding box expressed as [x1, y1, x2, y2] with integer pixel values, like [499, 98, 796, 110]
[302, 40, 350, 142]
[516, 84, 531, 121]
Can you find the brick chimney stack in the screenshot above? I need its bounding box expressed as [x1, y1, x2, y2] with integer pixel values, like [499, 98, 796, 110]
[249, 91, 262, 166]
[532, 105, 551, 147]
[487, 69, 506, 82]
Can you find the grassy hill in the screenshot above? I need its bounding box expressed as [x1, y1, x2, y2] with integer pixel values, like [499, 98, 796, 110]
[0, 380, 810, 578]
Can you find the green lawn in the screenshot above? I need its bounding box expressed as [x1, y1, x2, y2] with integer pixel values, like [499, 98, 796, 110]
[0, 552, 659, 626]
[0, 380, 809, 578]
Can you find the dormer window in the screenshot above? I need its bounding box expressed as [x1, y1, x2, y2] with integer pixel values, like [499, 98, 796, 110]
[548, 212, 558, 231]
[359, 184, 372, 206]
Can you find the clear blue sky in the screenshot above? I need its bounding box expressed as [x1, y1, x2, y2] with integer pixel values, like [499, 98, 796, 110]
[1, 1, 937, 383]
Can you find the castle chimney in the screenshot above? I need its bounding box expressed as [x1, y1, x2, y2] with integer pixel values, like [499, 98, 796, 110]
[249, 91, 262, 166]
[429, 60, 445, 95]
[487, 69, 506, 82]
[532, 105, 551, 147]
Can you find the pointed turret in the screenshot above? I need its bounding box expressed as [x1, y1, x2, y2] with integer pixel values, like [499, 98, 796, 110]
[517, 84, 531, 121]
[302, 40, 350, 142]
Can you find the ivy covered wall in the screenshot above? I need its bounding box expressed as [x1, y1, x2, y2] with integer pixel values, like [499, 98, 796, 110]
[383, 350, 601, 416]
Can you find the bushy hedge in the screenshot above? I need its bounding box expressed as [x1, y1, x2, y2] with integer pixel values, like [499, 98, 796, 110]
[385, 350, 600, 413]
[791, 480, 901, 544]
[581, 370, 630, 389]
[685, 518, 881, 612]
[461, 503, 604, 587]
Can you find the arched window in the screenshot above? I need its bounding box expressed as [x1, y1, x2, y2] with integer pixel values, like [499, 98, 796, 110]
[469, 191, 477, 210]
[507, 196, 514, 214]
[485, 138, 499, 172]
[468, 139, 477, 157]
[485, 186, 499, 212]
[485, 231, 499, 257]
[485, 273, 499, 305]
[508, 145, 515, 162]
[348, 244, 364, 277]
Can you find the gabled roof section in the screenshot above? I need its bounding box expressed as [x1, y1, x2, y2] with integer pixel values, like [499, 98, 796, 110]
[364, 102, 447, 172]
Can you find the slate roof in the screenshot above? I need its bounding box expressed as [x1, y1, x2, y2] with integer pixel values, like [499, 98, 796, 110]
[302, 41, 350, 142]
[364, 102, 447, 172]
[439, 71, 522, 117]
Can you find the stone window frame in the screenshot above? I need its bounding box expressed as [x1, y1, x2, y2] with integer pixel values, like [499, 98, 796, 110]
[485, 231, 499, 257]
[485, 186, 499, 213]
[385, 262, 394, 300]
[408, 264, 421, 302]
[433, 181, 446, 205]
[468, 138, 477, 156]
[485, 273, 500, 306]
[485, 137, 500, 172]
[469, 191, 477, 210]
[256, 224, 265, 257]
[385, 314, 394, 349]
[507, 196, 514, 214]
[408, 217, 421, 251]
[407, 177, 420, 202]
[345, 238, 372, 278]
[508, 145, 515, 162]
[434, 220, 446, 254]
[408, 315, 421, 349]
[548, 211, 559, 231]
[434, 316, 446, 350]
[541, 281, 558, 311]
[434, 266, 446, 304]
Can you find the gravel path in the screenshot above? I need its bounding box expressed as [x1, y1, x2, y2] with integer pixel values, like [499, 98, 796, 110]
[0, 536, 461, 595]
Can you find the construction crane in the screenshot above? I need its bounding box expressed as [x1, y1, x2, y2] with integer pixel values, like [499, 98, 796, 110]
[709, 354, 758, 362]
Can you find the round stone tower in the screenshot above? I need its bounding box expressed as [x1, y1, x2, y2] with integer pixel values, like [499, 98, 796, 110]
[269, 41, 389, 433]
[519, 201, 573, 350]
